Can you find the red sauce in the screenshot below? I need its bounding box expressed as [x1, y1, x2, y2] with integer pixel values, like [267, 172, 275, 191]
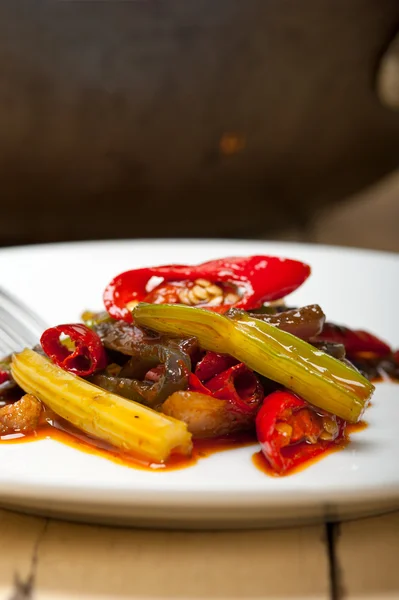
[252, 420, 368, 477]
[0, 414, 257, 472]
[0, 378, 389, 476]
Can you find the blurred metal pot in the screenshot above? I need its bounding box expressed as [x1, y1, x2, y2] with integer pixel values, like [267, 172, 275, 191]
[0, 1, 398, 244]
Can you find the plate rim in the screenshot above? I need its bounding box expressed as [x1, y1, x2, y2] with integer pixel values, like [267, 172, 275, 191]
[0, 237, 398, 261]
[0, 238, 398, 524]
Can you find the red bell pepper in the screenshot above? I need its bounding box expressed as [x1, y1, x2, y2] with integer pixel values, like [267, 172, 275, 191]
[189, 351, 263, 415]
[316, 323, 391, 359]
[103, 255, 311, 322]
[256, 389, 345, 474]
[40, 324, 107, 377]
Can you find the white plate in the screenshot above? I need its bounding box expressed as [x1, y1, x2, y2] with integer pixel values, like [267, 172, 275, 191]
[0, 239, 398, 529]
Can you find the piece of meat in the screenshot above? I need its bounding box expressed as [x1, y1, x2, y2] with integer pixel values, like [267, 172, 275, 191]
[0, 394, 42, 435]
[162, 390, 255, 438]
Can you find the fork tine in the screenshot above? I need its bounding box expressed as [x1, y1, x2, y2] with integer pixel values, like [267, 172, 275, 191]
[0, 287, 47, 336]
[0, 308, 37, 349]
[0, 335, 15, 357]
[0, 287, 48, 357]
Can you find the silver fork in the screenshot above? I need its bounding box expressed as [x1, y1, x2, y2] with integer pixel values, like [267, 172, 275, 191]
[0, 287, 48, 356]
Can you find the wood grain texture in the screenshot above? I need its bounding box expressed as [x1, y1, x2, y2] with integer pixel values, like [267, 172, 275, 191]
[336, 512, 399, 600]
[0, 505, 398, 599]
[0, 509, 47, 599]
[32, 520, 329, 600]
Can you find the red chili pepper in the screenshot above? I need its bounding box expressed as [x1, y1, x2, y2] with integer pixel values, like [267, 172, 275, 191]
[316, 323, 391, 359]
[189, 352, 263, 415]
[394, 350, 399, 365]
[40, 324, 107, 377]
[256, 390, 345, 474]
[194, 351, 238, 382]
[103, 255, 311, 322]
[0, 370, 9, 385]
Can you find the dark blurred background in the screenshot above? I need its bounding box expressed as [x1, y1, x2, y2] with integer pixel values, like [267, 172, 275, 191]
[0, 1, 398, 249]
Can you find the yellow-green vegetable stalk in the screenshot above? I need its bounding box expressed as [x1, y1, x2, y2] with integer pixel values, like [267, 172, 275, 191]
[12, 348, 192, 462]
[134, 303, 374, 422]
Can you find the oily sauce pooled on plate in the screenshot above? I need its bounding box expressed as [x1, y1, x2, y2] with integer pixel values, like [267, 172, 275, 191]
[0, 404, 367, 476]
[0, 373, 392, 476]
[0, 406, 257, 472]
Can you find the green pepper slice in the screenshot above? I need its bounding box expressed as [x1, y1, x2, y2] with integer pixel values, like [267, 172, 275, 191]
[133, 303, 374, 423]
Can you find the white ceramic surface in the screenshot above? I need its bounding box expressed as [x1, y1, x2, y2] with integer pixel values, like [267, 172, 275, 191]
[0, 239, 398, 528]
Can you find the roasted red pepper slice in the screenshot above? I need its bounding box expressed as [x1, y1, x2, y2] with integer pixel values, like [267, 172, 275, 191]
[40, 324, 107, 377]
[256, 390, 345, 474]
[189, 352, 263, 415]
[103, 255, 310, 322]
[316, 323, 392, 359]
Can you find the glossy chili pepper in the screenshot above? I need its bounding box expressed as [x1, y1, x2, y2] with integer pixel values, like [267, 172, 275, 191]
[40, 324, 107, 377]
[244, 304, 326, 341]
[189, 356, 264, 415]
[91, 320, 192, 408]
[163, 353, 264, 438]
[0, 358, 18, 394]
[134, 303, 374, 422]
[315, 323, 392, 359]
[255, 390, 345, 474]
[194, 351, 238, 382]
[103, 255, 311, 322]
[0, 370, 9, 385]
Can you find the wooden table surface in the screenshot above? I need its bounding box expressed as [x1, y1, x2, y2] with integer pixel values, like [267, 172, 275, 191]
[0, 507, 397, 600]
